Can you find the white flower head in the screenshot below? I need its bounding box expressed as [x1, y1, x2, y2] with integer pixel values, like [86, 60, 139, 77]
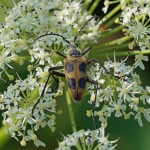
[57, 128, 117, 150]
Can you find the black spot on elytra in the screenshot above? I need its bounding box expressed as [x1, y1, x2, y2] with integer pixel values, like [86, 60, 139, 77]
[68, 78, 76, 89]
[65, 63, 74, 73]
[79, 62, 86, 72]
[78, 78, 86, 88]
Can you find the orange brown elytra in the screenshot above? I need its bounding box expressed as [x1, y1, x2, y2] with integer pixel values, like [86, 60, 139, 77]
[64, 53, 88, 102]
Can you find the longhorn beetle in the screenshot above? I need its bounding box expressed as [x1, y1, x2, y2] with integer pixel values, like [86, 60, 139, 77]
[32, 16, 107, 129]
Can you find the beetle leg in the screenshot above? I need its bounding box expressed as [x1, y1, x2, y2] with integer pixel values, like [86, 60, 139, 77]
[81, 46, 92, 56]
[87, 78, 99, 130]
[48, 65, 64, 71]
[49, 66, 65, 86]
[51, 71, 65, 91]
[48, 66, 65, 89]
[51, 71, 65, 77]
[32, 66, 64, 116]
[88, 58, 109, 74]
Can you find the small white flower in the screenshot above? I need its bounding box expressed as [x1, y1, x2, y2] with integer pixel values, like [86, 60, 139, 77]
[139, 36, 150, 50]
[129, 97, 139, 111]
[128, 22, 147, 42]
[133, 54, 148, 70]
[117, 81, 136, 101]
[18, 107, 35, 125]
[100, 86, 114, 101]
[20, 138, 27, 146]
[34, 117, 46, 131]
[134, 107, 150, 127]
[102, 0, 110, 13]
[0, 50, 14, 69]
[19, 74, 38, 91]
[34, 48, 51, 65]
[140, 89, 149, 105]
[95, 105, 111, 121]
[25, 130, 45, 147]
[109, 99, 126, 117]
[19, 13, 38, 31]
[36, 66, 49, 79]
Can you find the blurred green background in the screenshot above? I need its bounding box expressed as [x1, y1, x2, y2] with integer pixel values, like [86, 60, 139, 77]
[0, 0, 150, 150]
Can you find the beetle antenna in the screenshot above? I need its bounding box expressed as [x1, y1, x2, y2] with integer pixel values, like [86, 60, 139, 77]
[35, 32, 71, 45]
[74, 15, 103, 43]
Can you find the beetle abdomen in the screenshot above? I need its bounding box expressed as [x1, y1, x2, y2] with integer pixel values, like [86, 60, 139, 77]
[64, 57, 87, 102]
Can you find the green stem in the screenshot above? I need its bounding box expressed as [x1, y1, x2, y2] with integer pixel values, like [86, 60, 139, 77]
[80, 136, 86, 150]
[116, 35, 133, 45]
[0, 126, 10, 149]
[91, 50, 150, 58]
[105, 13, 121, 28]
[92, 36, 133, 52]
[101, 35, 132, 46]
[91, 43, 129, 55]
[76, 142, 83, 150]
[144, 18, 150, 26]
[101, 25, 124, 39]
[65, 87, 76, 132]
[88, 0, 101, 15]
[83, 0, 92, 10]
[109, 0, 120, 4]
[103, 4, 121, 23]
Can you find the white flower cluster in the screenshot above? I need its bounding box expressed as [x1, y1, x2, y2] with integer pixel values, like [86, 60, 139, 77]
[102, 0, 150, 70]
[1, 73, 61, 147]
[119, 0, 150, 50]
[57, 128, 117, 150]
[87, 53, 150, 127]
[0, 0, 102, 147]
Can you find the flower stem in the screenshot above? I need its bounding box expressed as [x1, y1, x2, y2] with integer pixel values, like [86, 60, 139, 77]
[83, 0, 92, 10]
[80, 136, 86, 150]
[103, 4, 121, 23]
[88, 0, 101, 15]
[65, 87, 76, 132]
[101, 24, 124, 39]
[92, 43, 129, 55]
[109, 0, 120, 4]
[105, 12, 121, 28]
[92, 36, 133, 53]
[102, 35, 132, 46]
[0, 126, 10, 149]
[91, 50, 150, 58]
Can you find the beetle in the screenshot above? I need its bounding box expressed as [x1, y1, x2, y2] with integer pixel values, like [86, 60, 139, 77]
[32, 16, 106, 129]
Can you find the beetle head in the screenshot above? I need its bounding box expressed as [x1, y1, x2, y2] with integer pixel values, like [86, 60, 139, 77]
[68, 43, 82, 57]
